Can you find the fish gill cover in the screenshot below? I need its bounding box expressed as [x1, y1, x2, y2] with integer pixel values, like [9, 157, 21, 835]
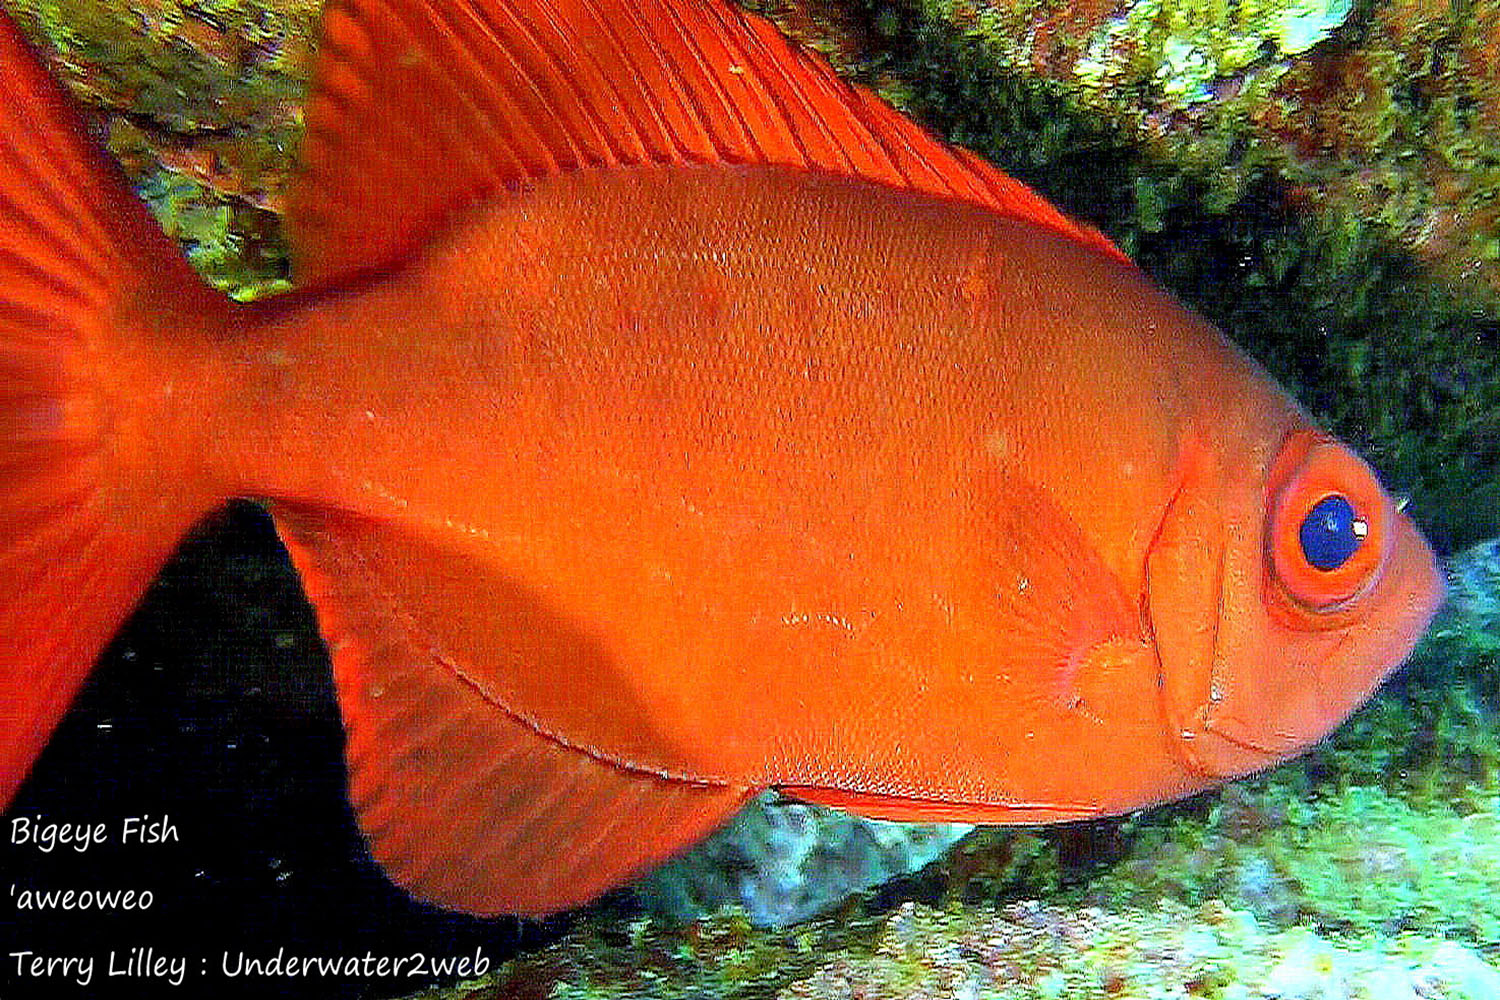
[0, 0, 1495, 998]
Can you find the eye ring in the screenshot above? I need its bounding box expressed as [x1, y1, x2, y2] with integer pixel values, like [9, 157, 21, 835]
[1267, 431, 1392, 611]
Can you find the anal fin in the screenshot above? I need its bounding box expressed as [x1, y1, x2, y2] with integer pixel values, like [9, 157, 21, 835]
[780, 786, 1104, 824]
[271, 503, 752, 916]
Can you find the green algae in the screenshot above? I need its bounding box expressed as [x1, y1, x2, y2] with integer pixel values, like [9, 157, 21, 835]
[137, 169, 294, 298]
[2, 0, 310, 295]
[1086, 778, 1500, 949]
[400, 896, 1500, 999]
[10, 0, 314, 130]
[412, 752, 1500, 998]
[413, 904, 891, 1000]
[873, 0, 1500, 302]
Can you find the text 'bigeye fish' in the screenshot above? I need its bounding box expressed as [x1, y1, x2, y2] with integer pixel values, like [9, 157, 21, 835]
[0, 0, 1444, 916]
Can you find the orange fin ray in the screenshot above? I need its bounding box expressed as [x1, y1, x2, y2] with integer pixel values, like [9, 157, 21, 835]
[779, 786, 1104, 824]
[288, 0, 1128, 286]
[272, 503, 754, 915]
[0, 12, 223, 809]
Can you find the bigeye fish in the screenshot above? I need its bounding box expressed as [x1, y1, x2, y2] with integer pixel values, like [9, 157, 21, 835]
[0, 0, 1443, 915]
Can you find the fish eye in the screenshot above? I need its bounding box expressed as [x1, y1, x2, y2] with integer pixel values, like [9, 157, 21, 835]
[1298, 494, 1366, 571]
[1267, 432, 1392, 612]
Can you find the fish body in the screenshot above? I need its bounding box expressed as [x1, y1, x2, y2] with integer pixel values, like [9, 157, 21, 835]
[0, 0, 1444, 915]
[222, 165, 1284, 802]
[236, 166, 1202, 799]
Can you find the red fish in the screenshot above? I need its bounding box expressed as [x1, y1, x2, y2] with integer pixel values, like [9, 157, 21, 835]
[0, 0, 1444, 916]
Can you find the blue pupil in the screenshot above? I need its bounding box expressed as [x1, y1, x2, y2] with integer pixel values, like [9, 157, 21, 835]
[1299, 494, 1362, 571]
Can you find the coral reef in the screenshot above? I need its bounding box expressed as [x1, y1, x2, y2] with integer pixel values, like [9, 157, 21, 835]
[853, 0, 1500, 306]
[1086, 781, 1500, 948]
[402, 898, 1500, 999]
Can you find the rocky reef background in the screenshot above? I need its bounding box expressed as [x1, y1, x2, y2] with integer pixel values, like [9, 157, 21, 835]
[0, 0, 1497, 997]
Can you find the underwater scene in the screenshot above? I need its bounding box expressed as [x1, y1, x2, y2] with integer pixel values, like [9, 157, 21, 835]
[1, 0, 1498, 997]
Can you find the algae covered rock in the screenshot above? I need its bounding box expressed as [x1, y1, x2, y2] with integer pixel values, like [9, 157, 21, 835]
[432, 898, 1500, 1000]
[3, 0, 312, 293]
[636, 791, 970, 927]
[1424, 538, 1500, 673]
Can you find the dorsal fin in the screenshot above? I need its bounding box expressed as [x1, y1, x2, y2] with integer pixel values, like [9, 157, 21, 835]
[288, 0, 1129, 285]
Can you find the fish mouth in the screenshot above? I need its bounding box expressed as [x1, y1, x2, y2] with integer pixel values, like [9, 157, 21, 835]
[1161, 511, 1445, 781]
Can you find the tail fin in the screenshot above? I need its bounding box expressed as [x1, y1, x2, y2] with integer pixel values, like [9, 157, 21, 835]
[0, 14, 229, 807]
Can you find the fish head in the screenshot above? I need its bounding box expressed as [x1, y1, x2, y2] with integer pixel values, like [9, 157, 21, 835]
[1145, 415, 1445, 783]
